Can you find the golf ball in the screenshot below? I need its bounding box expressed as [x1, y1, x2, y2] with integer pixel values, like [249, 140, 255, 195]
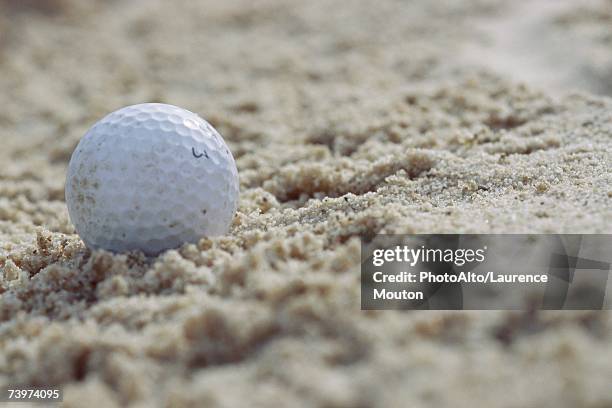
[65, 103, 239, 255]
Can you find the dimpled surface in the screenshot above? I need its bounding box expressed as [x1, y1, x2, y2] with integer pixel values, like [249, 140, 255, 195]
[65, 103, 239, 255]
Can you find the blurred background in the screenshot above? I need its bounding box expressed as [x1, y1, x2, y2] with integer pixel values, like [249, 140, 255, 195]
[1, 0, 611, 194]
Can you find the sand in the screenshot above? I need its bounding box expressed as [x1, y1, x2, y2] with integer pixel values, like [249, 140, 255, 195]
[0, 0, 611, 406]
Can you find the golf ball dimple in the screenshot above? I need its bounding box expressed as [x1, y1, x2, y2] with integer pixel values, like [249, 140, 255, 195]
[65, 103, 239, 255]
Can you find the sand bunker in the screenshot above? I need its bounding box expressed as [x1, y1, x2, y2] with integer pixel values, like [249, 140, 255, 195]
[0, 0, 611, 406]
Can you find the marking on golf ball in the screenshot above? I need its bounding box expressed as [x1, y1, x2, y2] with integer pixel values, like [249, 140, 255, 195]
[65, 103, 240, 255]
[192, 147, 209, 159]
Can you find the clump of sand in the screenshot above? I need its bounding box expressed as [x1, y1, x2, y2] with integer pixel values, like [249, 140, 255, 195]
[0, 0, 611, 406]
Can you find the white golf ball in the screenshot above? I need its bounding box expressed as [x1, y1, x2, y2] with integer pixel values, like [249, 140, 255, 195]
[65, 103, 239, 255]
